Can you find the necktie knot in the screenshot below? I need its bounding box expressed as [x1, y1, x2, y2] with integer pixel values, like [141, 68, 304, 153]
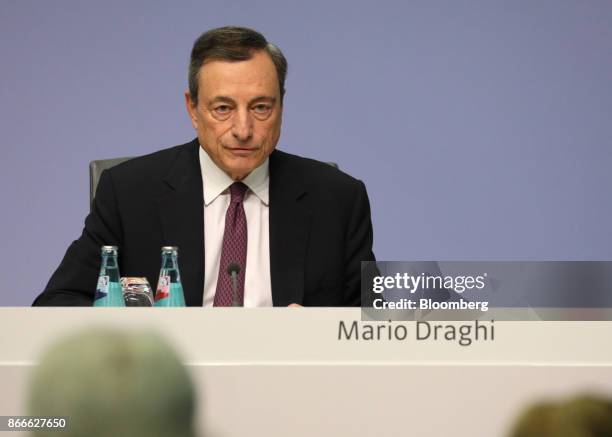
[229, 182, 247, 203]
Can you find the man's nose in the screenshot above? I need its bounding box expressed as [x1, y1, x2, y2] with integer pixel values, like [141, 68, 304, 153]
[231, 109, 253, 142]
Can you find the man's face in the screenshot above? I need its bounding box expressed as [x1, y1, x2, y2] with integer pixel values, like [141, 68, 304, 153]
[185, 50, 282, 180]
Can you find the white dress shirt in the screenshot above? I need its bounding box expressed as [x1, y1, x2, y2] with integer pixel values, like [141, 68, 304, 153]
[199, 147, 273, 307]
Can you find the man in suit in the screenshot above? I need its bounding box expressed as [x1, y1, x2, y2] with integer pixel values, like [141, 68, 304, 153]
[34, 26, 375, 307]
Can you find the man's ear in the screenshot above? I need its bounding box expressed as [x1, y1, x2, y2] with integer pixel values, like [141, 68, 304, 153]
[184, 91, 198, 129]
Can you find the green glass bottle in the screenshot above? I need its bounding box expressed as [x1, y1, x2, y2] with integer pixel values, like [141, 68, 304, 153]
[154, 246, 186, 307]
[93, 246, 125, 307]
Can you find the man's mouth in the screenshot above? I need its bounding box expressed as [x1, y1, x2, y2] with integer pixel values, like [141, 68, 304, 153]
[224, 146, 259, 156]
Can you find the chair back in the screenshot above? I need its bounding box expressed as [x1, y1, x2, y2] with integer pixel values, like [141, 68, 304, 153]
[89, 157, 133, 205]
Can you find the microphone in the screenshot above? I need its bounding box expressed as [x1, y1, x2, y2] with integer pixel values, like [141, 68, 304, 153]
[227, 263, 241, 307]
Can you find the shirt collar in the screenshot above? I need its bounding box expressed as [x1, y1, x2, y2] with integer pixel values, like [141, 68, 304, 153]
[199, 146, 269, 206]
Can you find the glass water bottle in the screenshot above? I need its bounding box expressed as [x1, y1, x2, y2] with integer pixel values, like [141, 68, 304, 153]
[93, 246, 125, 307]
[154, 246, 186, 307]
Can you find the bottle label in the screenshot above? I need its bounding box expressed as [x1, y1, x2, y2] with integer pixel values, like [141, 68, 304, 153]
[95, 275, 109, 300]
[155, 275, 170, 302]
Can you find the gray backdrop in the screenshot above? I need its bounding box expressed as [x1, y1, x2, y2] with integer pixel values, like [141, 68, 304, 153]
[1, 1, 611, 305]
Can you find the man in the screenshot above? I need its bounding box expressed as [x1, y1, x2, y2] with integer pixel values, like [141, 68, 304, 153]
[34, 26, 375, 307]
[28, 329, 197, 437]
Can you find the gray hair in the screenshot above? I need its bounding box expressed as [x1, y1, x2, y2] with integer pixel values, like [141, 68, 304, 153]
[28, 329, 197, 437]
[188, 26, 288, 106]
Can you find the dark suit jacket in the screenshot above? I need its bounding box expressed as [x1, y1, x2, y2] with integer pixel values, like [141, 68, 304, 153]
[33, 139, 375, 306]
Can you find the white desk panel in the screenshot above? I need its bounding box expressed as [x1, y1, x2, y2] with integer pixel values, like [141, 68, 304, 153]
[1, 309, 611, 437]
[1, 308, 611, 365]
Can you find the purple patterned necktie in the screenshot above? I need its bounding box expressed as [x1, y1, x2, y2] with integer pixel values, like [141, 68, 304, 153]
[214, 182, 248, 306]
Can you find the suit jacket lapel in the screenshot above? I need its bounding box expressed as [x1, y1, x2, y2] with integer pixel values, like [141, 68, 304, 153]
[156, 140, 204, 306]
[269, 150, 311, 306]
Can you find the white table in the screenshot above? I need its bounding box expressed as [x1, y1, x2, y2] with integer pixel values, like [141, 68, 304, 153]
[1, 308, 611, 436]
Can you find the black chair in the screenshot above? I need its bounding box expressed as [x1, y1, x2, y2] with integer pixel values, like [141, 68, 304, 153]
[89, 157, 134, 205]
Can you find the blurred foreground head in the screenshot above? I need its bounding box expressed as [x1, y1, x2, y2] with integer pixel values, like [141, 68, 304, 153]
[27, 329, 196, 437]
[510, 395, 612, 437]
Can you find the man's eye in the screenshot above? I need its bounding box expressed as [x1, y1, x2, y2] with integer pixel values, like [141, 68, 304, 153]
[253, 104, 271, 114]
[214, 105, 231, 114]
